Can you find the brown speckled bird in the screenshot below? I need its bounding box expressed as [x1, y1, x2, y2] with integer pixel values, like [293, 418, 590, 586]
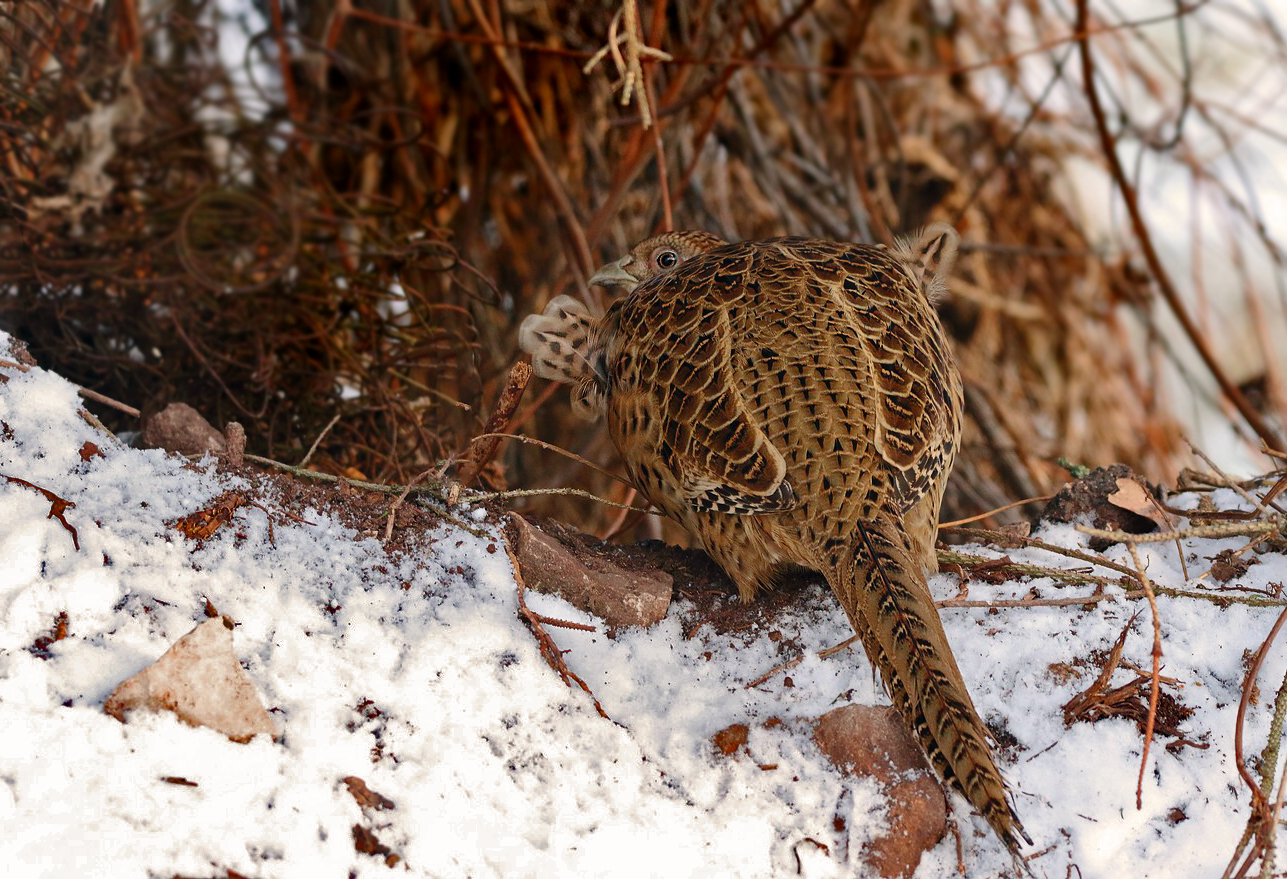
[520, 226, 1029, 854]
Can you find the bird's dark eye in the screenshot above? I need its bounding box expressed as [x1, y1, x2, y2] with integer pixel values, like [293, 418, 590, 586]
[655, 249, 679, 270]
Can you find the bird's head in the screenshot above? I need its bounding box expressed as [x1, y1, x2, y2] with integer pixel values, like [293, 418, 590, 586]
[589, 230, 727, 291]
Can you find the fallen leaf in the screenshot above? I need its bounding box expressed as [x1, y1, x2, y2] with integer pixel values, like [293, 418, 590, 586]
[712, 723, 749, 756]
[1108, 477, 1172, 530]
[343, 776, 395, 811]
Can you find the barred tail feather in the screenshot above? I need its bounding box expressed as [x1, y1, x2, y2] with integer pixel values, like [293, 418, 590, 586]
[829, 512, 1029, 853]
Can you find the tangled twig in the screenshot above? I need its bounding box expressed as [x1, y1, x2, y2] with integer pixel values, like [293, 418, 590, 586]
[1074, 0, 1284, 452]
[1, 474, 79, 550]
[582, 1, 672, 128]
[504, 540, 608, 719]
[1225, 608, 1287, 879]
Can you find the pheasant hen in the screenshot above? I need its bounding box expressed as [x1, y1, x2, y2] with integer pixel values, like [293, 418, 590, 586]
[520, 225, 1029, 854]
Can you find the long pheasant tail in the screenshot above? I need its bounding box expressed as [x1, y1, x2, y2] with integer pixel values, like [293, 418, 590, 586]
[832, 513, 1030, 854]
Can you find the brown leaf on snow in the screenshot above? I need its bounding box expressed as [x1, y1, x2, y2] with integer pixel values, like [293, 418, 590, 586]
[712, 723, 750, 757]
[103, 614, 277, 743]
[1107, 477, 1174, 530]
[353, 823, 401, 867]
[1208, 548, 1255, 583]
[1042, 465, 1167, 549]
[171, 491, 252, 541]
[28, 611, 69, 659]
[343, 776, 395, 811]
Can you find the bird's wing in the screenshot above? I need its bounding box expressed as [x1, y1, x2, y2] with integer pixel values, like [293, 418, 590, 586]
[827, 243, 961, 507]
[606, 279, 796, 516]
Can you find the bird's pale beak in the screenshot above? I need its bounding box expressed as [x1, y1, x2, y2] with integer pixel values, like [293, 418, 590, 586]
[588, 257, 637, 290]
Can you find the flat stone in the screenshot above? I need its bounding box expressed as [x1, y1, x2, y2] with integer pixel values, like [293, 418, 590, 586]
[507, 514, 672, 627]
[814, 704, 947, 879]
[104, 614, 277, 743]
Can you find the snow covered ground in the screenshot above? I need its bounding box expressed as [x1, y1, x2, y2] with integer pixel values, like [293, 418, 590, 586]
[1, 338, 1286, 879]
